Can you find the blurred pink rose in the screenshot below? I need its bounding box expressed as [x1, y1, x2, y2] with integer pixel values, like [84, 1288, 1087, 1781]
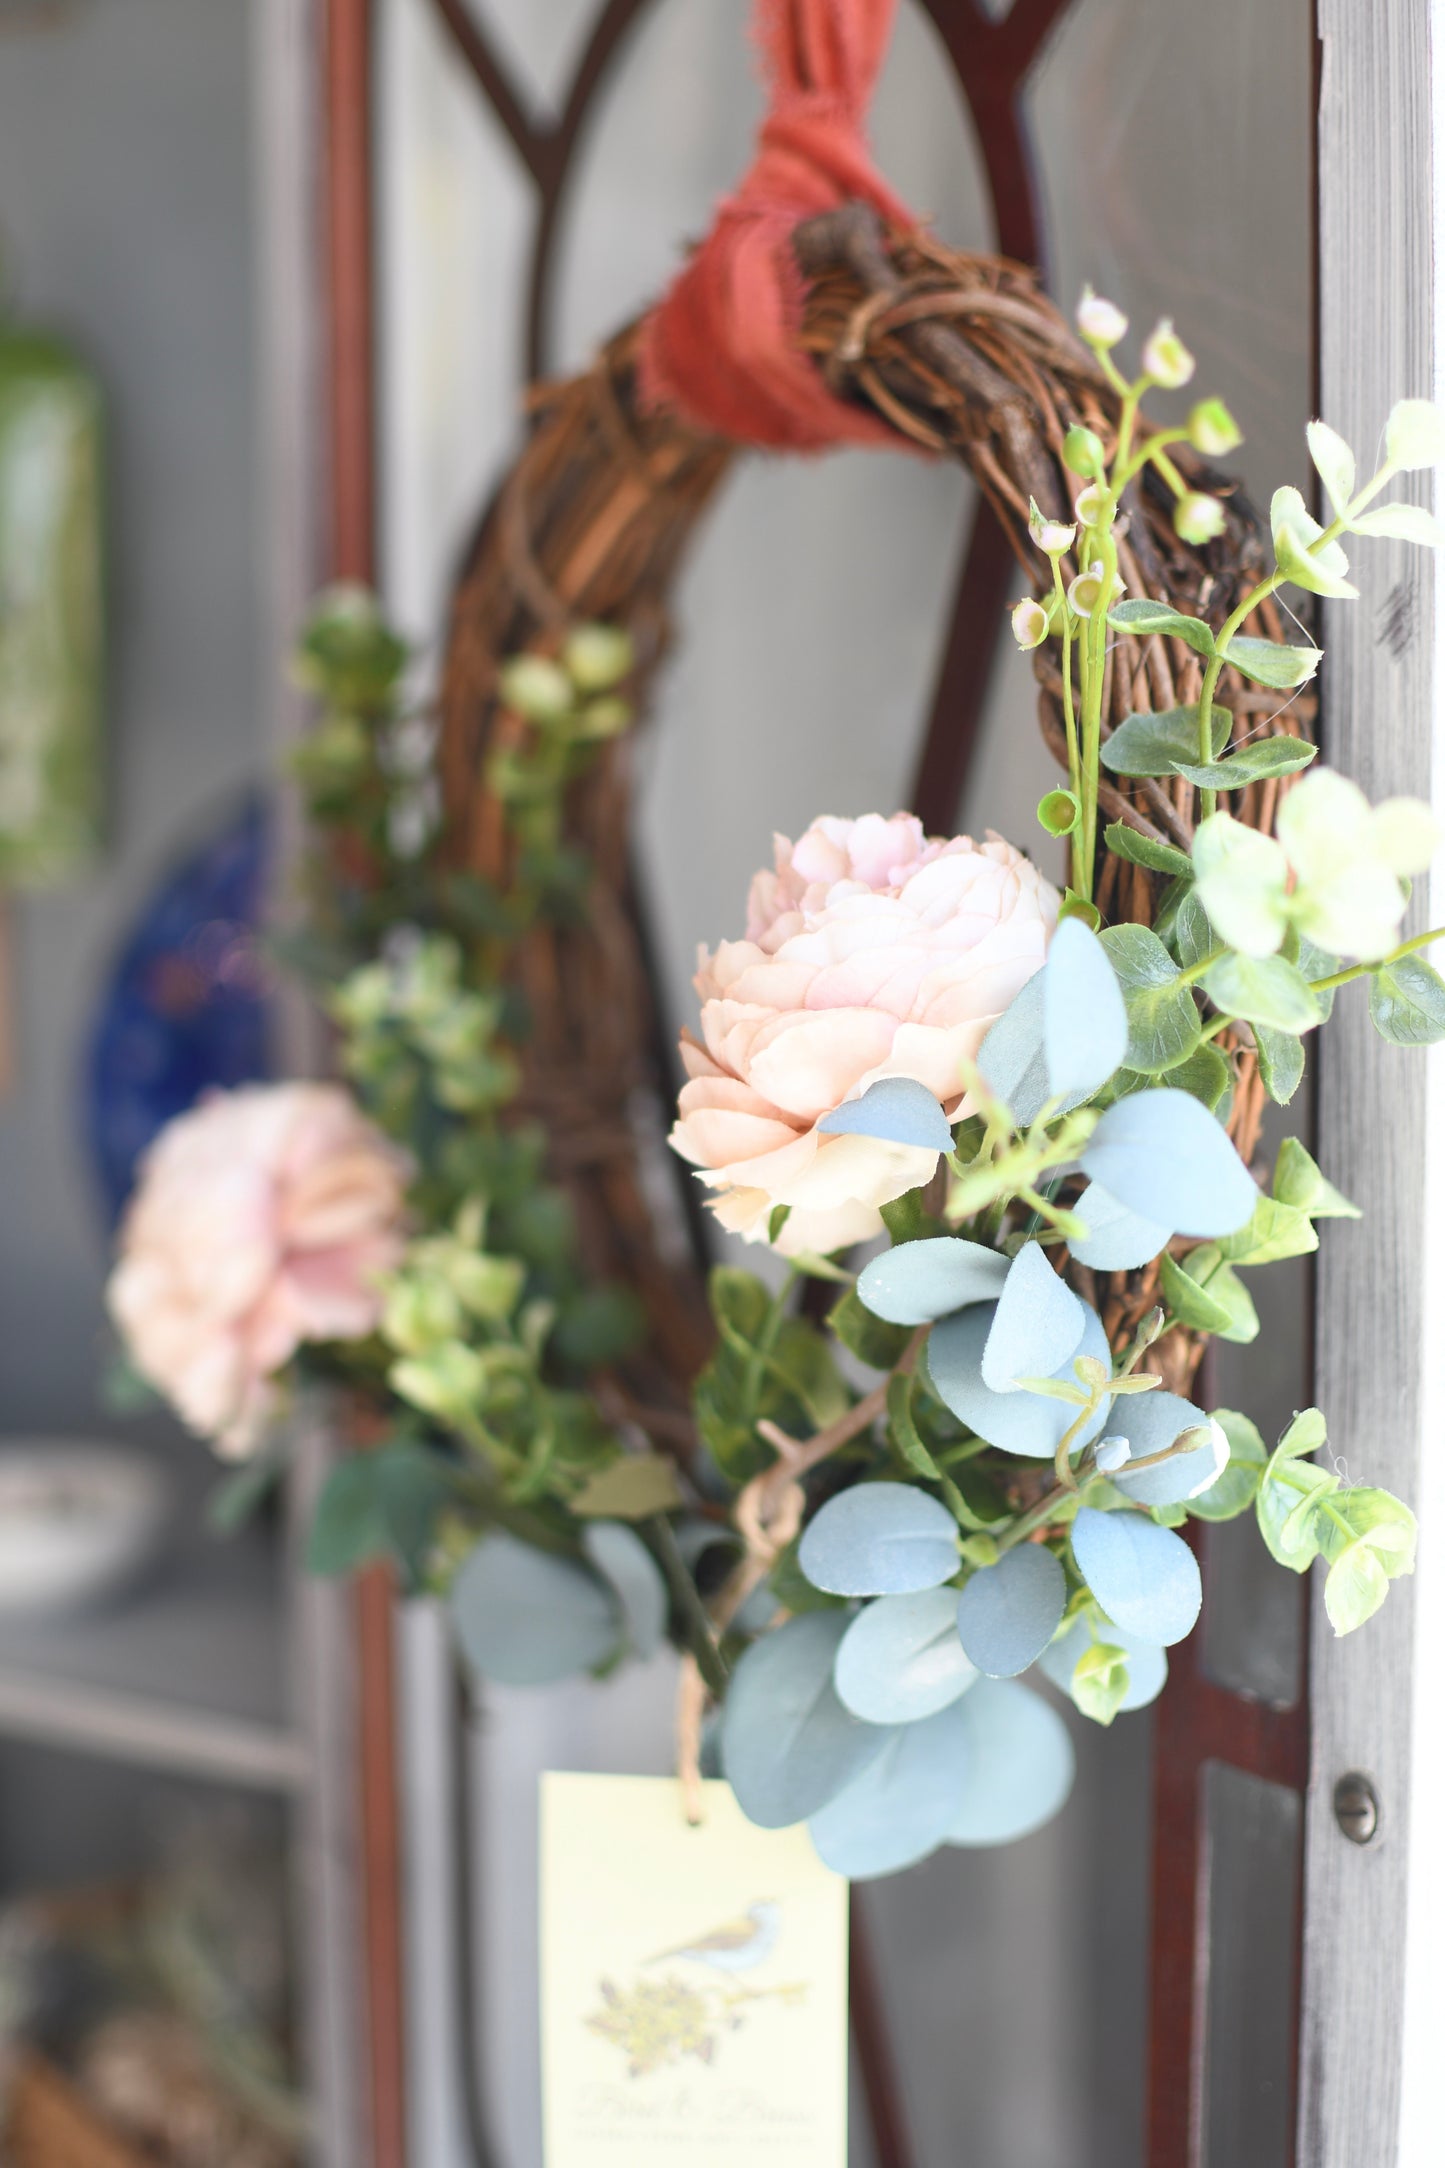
[671, 813, 1058, 1254]
[108, 1084, 409, 1456]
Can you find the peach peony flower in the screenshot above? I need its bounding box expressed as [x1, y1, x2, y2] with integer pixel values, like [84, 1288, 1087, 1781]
[108, 1083, 409, 1456]
[671, 813, 1059, 1255]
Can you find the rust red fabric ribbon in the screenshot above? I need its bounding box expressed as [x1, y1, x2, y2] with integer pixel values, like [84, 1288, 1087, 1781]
[637, 0, 918, 452]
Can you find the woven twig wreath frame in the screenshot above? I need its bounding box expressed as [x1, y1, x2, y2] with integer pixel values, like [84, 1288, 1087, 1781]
[437, 202, 1314, 1437]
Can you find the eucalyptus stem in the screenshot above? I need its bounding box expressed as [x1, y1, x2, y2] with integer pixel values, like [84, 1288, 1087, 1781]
[1312, 923, 1445, 991]
[649, 1512, 729, 1697]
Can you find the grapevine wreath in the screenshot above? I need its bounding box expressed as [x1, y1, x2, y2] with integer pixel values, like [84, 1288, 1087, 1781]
[109, 0, 1445, 1875]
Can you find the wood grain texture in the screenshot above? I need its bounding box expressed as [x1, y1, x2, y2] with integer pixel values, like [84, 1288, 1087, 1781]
[1303, 6, 1438, 2161]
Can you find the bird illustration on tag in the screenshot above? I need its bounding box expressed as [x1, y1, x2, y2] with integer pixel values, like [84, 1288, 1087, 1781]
[586, 1897, 807, 2076]
[647, 1898, 781, 1974]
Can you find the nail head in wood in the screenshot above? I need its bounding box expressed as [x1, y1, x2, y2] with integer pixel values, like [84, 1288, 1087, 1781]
[1332, 1771, 1380, 1846]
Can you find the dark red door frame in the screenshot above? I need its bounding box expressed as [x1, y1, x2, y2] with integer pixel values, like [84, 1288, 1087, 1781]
[323, 6, 409, 2168]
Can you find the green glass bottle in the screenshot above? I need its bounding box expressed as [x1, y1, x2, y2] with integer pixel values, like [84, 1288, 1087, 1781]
[0, 322, 104, 886]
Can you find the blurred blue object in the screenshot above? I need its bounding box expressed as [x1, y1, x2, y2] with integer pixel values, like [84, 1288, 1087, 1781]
[86, 796, 275, 1224]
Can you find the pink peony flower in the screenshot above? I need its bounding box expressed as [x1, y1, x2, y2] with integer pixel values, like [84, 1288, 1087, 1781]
[671, 813, 1059, 1255]
[108, 1083, 409, 1456]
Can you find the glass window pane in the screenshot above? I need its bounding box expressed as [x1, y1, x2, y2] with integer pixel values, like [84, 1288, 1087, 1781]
[1203, 1764, 1303, 2168]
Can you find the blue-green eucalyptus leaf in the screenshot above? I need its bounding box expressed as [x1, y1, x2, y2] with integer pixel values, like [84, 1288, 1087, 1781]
[1043, 916, 1128, 1100]
[1079, 1087, 1258, 1238]
[833, 1588, 978, 1725]
[450, 1532, 620, 1687]
[817, 1075, 953, 1153]
[981, 1242, 1085, 1394]
[581, 1521, 667, 1661]
[856, 1236, 1009, 1327]
[1069, 1182, 1172, 1272]
[1105, 1394, 1230, 1507]
[798, 1482, 959, 1598]
[946, 1680, 1076, 1846]
[1071, 1507, 1202, 1646]
[977, 973, 1052, 1125]
[807, 1698, 972, 1878]
[927, 1301, 1112, 1460]
[723, 1612, 892, 1829]
[955, 1543, 1067, 1677]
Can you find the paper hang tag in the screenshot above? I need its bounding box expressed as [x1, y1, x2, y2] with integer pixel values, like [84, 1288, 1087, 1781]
[540, 1773, 849, 2168]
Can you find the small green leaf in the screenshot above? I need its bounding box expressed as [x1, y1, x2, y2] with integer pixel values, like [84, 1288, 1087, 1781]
[1204, 954, 1323, 1034]
[1156, 1247, 1230, 1331]
[1167, 886, 1216, 971]
[1306, 418, 1356, 516]
[1104, 822, 1195, 880]
[1099, 924, 1202, 1074]
[1323, 1541, 1390, 1634]
[1101, 705, 1230, 777]
[1108, 599, 1217, 657]
[1350, 501, 1445, 548]
[571, 1455, 684, 1520]
[1038, 788, 1080, 837]
[830, 1288, 913, 1372]
[1273, 1137, 1360, 1219]
[1173, 738, 1318, 791]
[1156, 1042, 1232, 1111]
[307, 1455, 390, 1576]
[1256, 1460, 1335, 1572]
[1071, 1640, 1131, 1726]
[768, 1203, 792, 1243]
[1189, 1409, 1267, 1523]
[1275, 1408, 1329, 1462]
[1369, 953, 1445, 1046]
[1219, 636, 1323, 689]
[1253, 1022, 1306, 1105]
[1216, 1196, 1319, 1266]
[1158, 1247, 1258, 1342]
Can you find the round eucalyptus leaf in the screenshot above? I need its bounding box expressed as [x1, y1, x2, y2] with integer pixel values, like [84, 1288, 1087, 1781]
[1037, 1617, 1168, 1712]
[450, 1531, 620, 1687]
[1043, 916, 1128, 1103]
[581, 1520, 668, 1660]
[722, 1612, 892, 1829]
[927, 1301, 1112, 1460]
[1069, 1181, 1171, 1271]
[856, 1237, 1009, 1327]
[833, 1588, 978, 1725]
[808, 1698, 973, 1879]
[816, 1076, 952, 1154]
[1079, 1087, 1258, 1238]
[955, 1543, 1067, 1677]
[1106, 1397, 1229, 1508]
[1071, 1507, 1202, 1647]
[982, 1241, 1085, 1394]
[798, 1482, 959, 1598]
[977, 973, 1051, 1127]
[945, 1680, 1076, 1847]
